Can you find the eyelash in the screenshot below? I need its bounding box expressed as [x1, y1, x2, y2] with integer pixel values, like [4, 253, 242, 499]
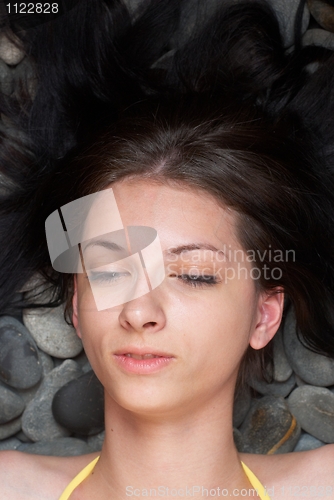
[86, 271, 129, 284]
[176, 274, 220, 288]
[86, 272, 220, 288]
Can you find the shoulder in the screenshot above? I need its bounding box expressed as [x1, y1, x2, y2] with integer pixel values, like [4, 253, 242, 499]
[0, 450, 100, 499]
[240, 445, 334, 498]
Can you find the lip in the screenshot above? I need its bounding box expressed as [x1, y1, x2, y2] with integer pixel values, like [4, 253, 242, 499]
[114, 346, 174, 357]
[113, 347, 175, 374]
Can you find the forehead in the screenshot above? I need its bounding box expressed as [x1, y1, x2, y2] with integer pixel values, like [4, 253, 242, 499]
[109, 179, 240, 250]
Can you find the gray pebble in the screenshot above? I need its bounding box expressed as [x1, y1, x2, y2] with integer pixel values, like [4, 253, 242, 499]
[249, 374, 296, 398]
[0, 32, 25, 66]
[307, 0, 334, 33]
[267, 0, 310, 47]
[72, 350, 90, 371]
[0, 437, 22, 451]
[0, 416, 21, 440]
[15, 430, 33, 443]
[273, 328, 293, 382]
[22, 360, 82, 442]
[240, 395, 301, 454]
[0, 384, 25, 424]
[15, 381, 42, 406]
[23, 306, 83, 359]
[293, 433, 325, 452]
[87, 431, 105, 452]
[283, 308, 334, 386]
[288, 386, 334, 443]
[233, 428, 244, 452]
[302, 29, 334, 49]
[295, 375, 308, 387]
[0, 316, 42, 389]
[233, 386, 251, 428]
[38, 350, 54, 376]
[17, 437, 91, 456]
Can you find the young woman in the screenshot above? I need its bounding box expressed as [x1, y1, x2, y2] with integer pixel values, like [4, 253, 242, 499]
[1, 1, 334, 498]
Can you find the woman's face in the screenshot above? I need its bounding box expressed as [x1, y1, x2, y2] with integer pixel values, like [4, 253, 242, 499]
[72, 179, 283, 417]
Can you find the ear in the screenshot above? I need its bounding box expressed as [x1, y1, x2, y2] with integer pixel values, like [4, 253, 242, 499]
[249, 288, 284, 350]
[72, 275, 81, 339]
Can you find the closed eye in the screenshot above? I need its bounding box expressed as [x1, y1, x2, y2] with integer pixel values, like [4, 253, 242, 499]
[175, 273, 220, 288]
[87, 271, 131, 285]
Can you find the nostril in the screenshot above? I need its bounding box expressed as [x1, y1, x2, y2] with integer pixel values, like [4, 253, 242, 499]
[144, 321, 157, 328]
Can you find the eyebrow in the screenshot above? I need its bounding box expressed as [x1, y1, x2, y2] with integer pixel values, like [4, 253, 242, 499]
[165, 243, 225, 256]
[82, 240, 126, 252]
[82, 240, 226, 258]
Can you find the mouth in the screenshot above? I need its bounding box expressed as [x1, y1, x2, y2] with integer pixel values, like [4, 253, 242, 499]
[114, 348, 174, 360]
[122, 353, 169, 359]
[113, 349, 175, 374]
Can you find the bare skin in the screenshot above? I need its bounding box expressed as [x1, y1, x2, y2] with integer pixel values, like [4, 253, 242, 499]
[1, 179, 333, 499]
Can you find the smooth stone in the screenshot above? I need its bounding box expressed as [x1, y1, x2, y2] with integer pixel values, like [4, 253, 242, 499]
[23, 306, 83, 358]
[233, 386, 251, 428]
[288, 386, 334, 443]
[273, 329, 293, 382]
[22, 360, 82, 442]
[52, 370, 104, 435]
[38, 350, 54, 375]
[233, 428, 244, 452]
[87, 431, 105, 452]
[15, 430, 33, 443]
[82, 360, 93, 374]
[17, 437, 91, 456]
[8, 354, 49, 406]
[72, 349, 91, 371]
[249, 373, 296, 398]
[0, 437, 21, 450]
[240, 395, 301, 454]
[307, 0, 334, 32]
[283, 308, 334, 386]
[0, 59, 14, 95]
[302, 29, 334, 49]
[15, 381, 42, 405]
[0, 316, 42, 389]
[293, 433, 325, 452]
[295, 375, 307, 387]
[0, 32, 25, 65]
[0, 417, 21, 440]
[267, 0, 310, 47]
[0, 385, 25, 424]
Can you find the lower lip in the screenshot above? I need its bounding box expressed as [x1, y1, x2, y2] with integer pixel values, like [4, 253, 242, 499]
[113, 354, 174, 374]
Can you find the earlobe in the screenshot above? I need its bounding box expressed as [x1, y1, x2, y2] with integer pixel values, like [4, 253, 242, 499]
[249, 289, 284, 350]
[72, 275, 81, 339]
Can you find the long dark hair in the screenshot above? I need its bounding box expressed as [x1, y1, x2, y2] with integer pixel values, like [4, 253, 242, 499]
[1, 0, 334, 385]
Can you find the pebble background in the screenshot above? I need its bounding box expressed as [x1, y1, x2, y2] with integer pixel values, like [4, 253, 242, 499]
[1, 0, 334, 456]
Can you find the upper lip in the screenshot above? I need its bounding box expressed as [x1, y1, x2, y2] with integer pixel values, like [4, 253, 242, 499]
[114, 347, 174, 357]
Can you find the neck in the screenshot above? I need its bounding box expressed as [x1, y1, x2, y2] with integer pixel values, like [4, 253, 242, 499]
[93, 391, 251, 499]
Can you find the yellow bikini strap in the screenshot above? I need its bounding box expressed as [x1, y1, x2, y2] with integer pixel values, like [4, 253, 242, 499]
[58, 456, 100, 500]
[241, 461, 270, 500]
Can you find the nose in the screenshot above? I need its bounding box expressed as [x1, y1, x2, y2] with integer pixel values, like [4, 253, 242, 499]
[118, 290, 166, 334]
